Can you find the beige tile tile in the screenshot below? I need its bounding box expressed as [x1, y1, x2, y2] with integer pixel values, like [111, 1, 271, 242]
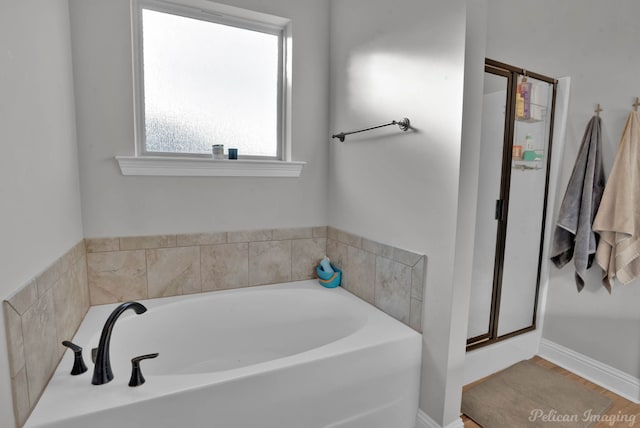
[411, 256, 426, 301]
[50, 275, 72, 347]
[87, 251, 147, 305]
[21, 289, 60, 406]
[410, 298, 423, 332]
[52, 262, 87, 346]
[249, 240, 292, 286]
[326, 239, 348, 270]
[272, 227, 313, 240]
[344, 246, 376, 304]
[292, 238, 327, 281]
[56, 247, 76, 281]
[335, 228, 362, 248]
[72, 239, 86, 262]
[11, 367, 30, 428]
[361, 238, 394, 259]
[62, 246, 75, 268]
[392, 247, 422, 267]
[119, 235, 176, 250]
[147, 247, 201, 298]
[327, 226, 339, 241]
[75, 256, 90, 313]
[375, 256, 412, 324]
[201, 243, 249, 291]
[312, 226, 327, 238]
[85, 237, 120, 253]
[340, 230, 362, 249]
[176, 232, 226, 247]
[227, 229, 273, 243]
[3, 302, 25, 378]
[6, 279, 38, 315]
[58, 248, 76, 277]
[35, 258, 63, 296]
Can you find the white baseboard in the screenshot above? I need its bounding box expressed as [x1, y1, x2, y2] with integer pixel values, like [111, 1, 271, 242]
[416, 409, 464, 428]
[539, 338, 640, 404]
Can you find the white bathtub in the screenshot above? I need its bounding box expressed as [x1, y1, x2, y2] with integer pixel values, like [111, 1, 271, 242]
[25, 280, 422, 428]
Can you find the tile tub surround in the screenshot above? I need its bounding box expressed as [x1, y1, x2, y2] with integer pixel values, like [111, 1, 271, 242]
[85, 227, 329, 305]
[2, 240, 89, 427]
[326, 227, 426, 332]
[85, 226, 425, 331]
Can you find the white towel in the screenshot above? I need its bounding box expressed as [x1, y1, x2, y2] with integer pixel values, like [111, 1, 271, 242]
[593, 111, 640, 292]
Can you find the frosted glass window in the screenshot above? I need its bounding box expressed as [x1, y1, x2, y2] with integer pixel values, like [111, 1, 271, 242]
[140, 8, 281, 158]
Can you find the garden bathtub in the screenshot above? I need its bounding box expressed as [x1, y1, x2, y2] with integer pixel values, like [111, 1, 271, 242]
[25, 280, 421, 428]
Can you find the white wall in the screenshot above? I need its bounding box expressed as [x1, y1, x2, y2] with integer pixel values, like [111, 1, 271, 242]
[0, 1, 84, 426]
[69, 0, 330, 238]
[486, 0, 640, 378]
[329, 0, 480, 424]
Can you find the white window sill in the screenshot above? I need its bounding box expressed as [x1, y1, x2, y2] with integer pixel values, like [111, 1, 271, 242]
[115, 156, 305, 177]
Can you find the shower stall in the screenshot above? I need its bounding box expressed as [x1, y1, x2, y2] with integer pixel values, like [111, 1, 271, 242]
[467, 59, 558, 351]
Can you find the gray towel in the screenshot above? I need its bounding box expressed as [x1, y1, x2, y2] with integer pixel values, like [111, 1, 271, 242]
[550, 116, 605, 291]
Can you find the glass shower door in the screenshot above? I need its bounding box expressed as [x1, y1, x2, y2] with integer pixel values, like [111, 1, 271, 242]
[497, 75, 554, 337]
[466, 68, 511, 343]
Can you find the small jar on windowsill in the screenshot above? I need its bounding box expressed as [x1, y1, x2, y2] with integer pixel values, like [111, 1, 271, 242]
[212, 144, 224, 159]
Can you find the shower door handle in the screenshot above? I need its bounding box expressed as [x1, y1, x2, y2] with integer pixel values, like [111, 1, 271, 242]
[495, 199, 505, 222]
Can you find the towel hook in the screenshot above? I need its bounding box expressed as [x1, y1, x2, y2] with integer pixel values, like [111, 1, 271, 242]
[595, 103, 603, 117]
[633, 97, 639, 112]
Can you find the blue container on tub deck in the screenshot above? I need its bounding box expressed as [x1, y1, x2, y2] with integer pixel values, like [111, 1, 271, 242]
[316, 264, 342, 288]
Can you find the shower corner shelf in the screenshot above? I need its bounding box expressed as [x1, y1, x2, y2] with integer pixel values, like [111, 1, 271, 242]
[515, 103, 547, 123]
[512, 160, 543, 171]
[515, 117, 545, 124]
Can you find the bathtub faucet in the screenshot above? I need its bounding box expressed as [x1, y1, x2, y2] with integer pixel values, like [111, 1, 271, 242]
[92, 301, 147, 385]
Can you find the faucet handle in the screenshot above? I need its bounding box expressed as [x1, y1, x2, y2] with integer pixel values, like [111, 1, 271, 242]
[129, 353, 159, 387]
[91, 347, 97, 364]
[61, 341, 88, 375]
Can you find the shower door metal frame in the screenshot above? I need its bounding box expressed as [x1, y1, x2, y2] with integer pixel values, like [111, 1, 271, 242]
[467, 58, 558, 351]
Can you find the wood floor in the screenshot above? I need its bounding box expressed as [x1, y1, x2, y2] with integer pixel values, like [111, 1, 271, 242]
[461, 356, 640, 427]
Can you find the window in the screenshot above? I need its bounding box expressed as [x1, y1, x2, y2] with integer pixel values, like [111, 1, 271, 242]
[132, 0, 289, 160]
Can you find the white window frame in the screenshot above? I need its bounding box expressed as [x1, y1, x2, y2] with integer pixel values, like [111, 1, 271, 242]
[119, 0, 302, 177]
